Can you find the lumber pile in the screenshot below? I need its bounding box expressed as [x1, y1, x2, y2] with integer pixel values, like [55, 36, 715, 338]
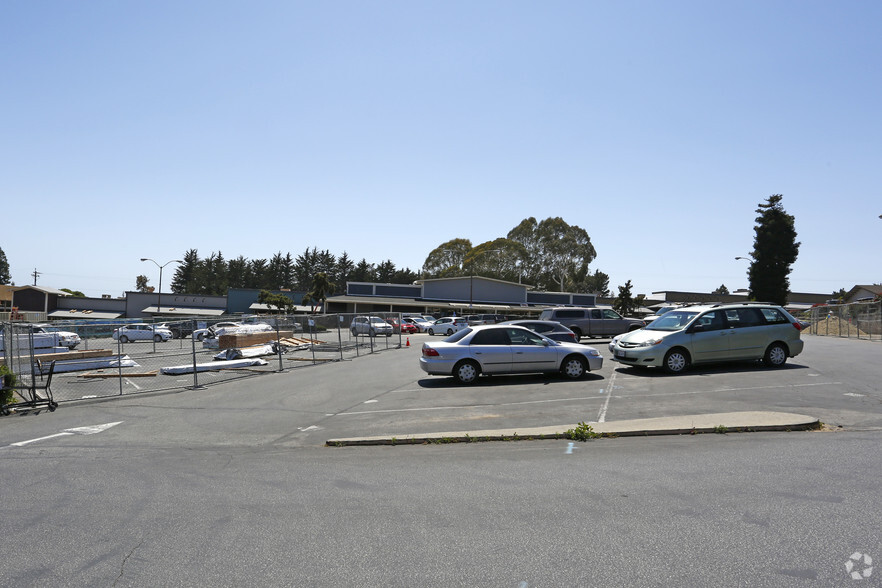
[217, 330, 294, 349]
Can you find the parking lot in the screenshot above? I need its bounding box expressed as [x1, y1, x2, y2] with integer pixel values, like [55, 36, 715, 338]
[11, 331, 879, 444]
[300, 332, 880, 443]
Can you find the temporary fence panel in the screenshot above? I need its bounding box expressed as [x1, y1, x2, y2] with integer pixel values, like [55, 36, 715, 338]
[806, 301, 882, 341]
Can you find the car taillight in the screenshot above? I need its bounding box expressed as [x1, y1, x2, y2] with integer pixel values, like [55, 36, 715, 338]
[792, 321, 802, 331]
[422, 346, 440, 357]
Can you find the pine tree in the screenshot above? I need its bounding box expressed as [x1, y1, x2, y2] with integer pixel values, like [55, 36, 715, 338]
[748, 195, 800, 306]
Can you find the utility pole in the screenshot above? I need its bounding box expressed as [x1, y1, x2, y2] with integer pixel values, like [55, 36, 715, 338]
[32, 268, 41, 285]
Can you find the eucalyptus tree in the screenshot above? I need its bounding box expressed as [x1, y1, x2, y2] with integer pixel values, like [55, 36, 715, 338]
[463, 238, 527, 283]
[507, 217, 596, 291]
[422, 238, 472, 278]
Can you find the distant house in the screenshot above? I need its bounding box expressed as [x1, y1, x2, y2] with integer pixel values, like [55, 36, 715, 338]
[844, 285, 882, 303]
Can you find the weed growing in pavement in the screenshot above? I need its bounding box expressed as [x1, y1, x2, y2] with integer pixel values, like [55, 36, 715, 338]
[714, 425, 728, 434]
[566, 421, 600, 441]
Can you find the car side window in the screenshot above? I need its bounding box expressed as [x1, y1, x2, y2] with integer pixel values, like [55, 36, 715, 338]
[602, 309, 622, 319]
[759, 308, 788, 324]
[590, 309, 602, 319]
[471, 329, 510, 345]
[736, 308, 764, 327]
[507, 328, 544, 345]
[697, 311, 726, 331]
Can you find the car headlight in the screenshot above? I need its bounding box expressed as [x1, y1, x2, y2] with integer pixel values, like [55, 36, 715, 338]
[586, 349, 601, 357]
[636, 338, 664, 347]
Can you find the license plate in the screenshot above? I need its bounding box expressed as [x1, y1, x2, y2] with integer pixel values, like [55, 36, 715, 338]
[614, 351, 628, 359]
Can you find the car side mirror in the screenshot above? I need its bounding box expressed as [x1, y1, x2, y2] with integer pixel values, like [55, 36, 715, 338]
[689, 323, 705, 333]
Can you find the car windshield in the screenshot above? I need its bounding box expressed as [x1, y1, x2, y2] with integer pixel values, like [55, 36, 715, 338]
[646, 311, 699, 331]
[369, 318, 386, 324]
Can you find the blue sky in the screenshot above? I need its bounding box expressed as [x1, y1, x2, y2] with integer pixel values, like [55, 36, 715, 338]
[2, 1, 879, 299]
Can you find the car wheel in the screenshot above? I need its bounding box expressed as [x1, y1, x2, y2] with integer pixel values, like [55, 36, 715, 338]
[153, 334, 162, 343]
[385, 332, 392, 337]
[446, 328, 454, 335]
[453, 360, 480, 385]
[428, 329, 435, 336]
[369, 328, 376, 337]
[561, 355, 587, 379]
[119, 335, 129, 344]
[763, 342, 788, 367]
[663, 348, 689, 374]
[196, 333, 204, 342]
[570, 327, 582, 341]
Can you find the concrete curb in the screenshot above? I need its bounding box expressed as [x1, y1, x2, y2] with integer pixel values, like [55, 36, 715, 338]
[325, 411, 821, 446]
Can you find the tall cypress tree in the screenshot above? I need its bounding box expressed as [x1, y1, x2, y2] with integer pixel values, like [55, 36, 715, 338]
[748, 195, 800, 306]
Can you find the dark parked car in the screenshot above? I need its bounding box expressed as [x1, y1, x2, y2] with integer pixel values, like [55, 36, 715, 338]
[500, 319, 579, 343]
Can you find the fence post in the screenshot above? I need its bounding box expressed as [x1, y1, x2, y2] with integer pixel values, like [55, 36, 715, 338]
[190, 319, 199, 389]
[337, 314, 343, 362]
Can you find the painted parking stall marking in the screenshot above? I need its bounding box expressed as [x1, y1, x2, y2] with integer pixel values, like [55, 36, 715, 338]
[9, 421, 123, 447]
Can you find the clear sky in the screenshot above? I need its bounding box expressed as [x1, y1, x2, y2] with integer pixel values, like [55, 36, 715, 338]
[2, 1, 879, 299]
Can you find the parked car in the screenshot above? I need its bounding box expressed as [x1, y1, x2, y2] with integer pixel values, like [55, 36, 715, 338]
[642, 305, 681, 325]
[192, 322, 242, 342]
[386, 317, 418, 334]
[427, 317, 468, 336]
[403, 317, 432, 332]
[31, 324, 82, 349]
[162, 322, 195, 339]
[420, 324, 603, 384]
[112, 323, 173, 343]
[350, 316, 393, 337]
[500, 319, 579, 343]
[537, 307, 645, 340]
[466, 314, 507, 325]
[610, 302, 805, 374]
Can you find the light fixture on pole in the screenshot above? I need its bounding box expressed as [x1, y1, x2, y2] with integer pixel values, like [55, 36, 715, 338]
[140, 258, 183, 315]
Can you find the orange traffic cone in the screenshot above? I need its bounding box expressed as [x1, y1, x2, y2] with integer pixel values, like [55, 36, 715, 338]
[406, 337, 410, 347]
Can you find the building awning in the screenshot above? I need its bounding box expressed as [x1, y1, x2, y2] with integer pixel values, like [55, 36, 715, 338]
[248, 303, 315, 313]
[141, 306, 226, 316]
[48, 309, 123, 320]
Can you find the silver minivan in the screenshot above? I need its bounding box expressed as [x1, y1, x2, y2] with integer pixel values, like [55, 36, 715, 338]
[611, 302, 805, 373]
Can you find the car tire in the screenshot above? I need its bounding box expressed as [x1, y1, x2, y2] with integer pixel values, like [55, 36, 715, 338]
[369, 328, 376, 337]
[570, 327, 582, 341]
[153, 334, 162, 343]
[663, 348, 689, 374]
[453, 360, 480, 385]
[196, 333, 204, 342]
[763, 342, 788, 367]
[561, 355, 587, 379]
[385, 333, 392, 337]
[428, 329, 435, 336]
[119, 335, 129, 344]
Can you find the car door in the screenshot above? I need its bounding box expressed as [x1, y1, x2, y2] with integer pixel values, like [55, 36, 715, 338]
[468, 328, 512, 374]
[725, 307, 770, 359]
[688, 311, 731, 363]
[507, 328, 559, 373]
[601, 309, 626, 336]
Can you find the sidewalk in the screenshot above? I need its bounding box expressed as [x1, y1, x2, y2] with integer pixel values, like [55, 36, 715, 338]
[326, 411, 820, 446]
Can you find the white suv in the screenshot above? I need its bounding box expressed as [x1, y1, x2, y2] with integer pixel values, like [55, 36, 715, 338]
[350, 316, 393, 337]
[611, 302, 804, 373]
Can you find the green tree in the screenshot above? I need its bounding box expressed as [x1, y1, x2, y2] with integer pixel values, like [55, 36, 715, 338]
[257, 290, 294, 313]
[712, 284, 730, 295]
[170, 249, 200, 293]
[60, 288, 86, 297]
[304, 272, 335, 311]
[135, 275, 153, 293]
[748, 195, 800, 306]
[613, 280, 637, 316]
[351, 259, 374, 282]
[507, 217, 596, 291]
[422, 239, 472, 278]
[0, 246, 10, 284]
[574, 269, 611, 297]
[335, 252, 355, 294]
[463, 238, 528, 283]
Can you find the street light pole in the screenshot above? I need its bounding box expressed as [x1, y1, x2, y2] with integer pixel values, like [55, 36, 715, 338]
[140, 258, 183, 315]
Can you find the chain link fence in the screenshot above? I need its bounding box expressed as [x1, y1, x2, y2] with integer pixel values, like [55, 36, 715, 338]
[2, 312, 406, 412]
[802, 301, 882, 341]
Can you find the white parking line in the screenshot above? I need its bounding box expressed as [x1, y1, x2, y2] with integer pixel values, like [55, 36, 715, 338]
[596, 371, 617, 423]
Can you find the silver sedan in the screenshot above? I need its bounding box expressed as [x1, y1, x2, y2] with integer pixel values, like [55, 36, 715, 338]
[419, 325, 603, 384]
